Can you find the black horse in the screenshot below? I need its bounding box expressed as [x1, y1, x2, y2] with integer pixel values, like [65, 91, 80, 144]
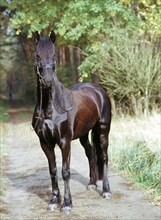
[32, 31, 112, 214]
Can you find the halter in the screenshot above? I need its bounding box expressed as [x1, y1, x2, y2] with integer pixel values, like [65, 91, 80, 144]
[31, 82, 43, 131]
[31, 62, 56, 131]
[36, 63, 56, 85]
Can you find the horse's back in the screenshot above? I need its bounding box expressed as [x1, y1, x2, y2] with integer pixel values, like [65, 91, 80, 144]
[70, 82, 103, 93]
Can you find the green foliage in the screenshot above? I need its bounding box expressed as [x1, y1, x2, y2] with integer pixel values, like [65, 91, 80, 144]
[1, 0, 139, 39]
[56, 0, 139, 44]
[122, 0, 161, 40]
[1, 0, 161, 113]
[78, 43, 102, 80]
[1, 0, 59, 36]
[0, 99, 10, 122]
[79, 32, 161, 114]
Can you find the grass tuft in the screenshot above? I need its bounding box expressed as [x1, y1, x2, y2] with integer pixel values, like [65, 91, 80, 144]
[109, 114, 161, 202]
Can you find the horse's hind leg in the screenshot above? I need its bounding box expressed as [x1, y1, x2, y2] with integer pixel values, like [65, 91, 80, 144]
[80, 133, 97, 189]
[99, 123, 112, 199]
[92, 122, 111, 199]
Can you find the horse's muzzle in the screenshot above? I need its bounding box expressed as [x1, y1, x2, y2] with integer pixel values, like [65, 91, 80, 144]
[40, 70, 55, 89]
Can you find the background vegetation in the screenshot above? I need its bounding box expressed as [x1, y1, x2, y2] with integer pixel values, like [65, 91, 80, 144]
[109, 114, 160, 203]
[0, 0, 160, 202]
[0, 0, 161, 115]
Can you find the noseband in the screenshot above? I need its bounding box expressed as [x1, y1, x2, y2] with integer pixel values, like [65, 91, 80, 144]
[36, 63, 56, 85]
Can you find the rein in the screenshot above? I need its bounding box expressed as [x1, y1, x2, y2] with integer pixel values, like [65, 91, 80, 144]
[31, 82, 43, 131]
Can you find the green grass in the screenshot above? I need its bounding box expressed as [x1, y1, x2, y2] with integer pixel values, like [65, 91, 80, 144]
[0, 113, 10, 122]
[109, 113, 161, 203]
[18, 110, 33, 121]
[0, 100, 10, 122]
[0, 99, 34, 123]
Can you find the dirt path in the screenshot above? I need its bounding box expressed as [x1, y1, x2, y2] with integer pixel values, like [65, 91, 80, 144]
[1, 120, 160, 220]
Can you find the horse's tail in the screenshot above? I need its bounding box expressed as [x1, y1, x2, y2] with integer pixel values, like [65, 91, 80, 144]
[91, 130, 103, 180]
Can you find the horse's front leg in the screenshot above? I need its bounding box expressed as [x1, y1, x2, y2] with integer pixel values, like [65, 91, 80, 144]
[40, 142, 61, 211]
[60, 140, 72, 214]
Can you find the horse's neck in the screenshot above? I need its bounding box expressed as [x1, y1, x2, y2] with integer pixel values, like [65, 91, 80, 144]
[37, 86, 52, 110]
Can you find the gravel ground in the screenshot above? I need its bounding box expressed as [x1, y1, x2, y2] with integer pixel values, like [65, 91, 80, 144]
[1, 120, 160, 220]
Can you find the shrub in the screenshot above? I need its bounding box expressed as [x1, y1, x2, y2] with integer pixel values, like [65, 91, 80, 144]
[79, 33, 161, 115]
[98, 35, 161, 115]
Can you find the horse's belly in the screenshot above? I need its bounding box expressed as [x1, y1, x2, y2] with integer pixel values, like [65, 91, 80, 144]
[73, 126, 93, 139]
[72, 97, 100, 139]
[73, 114, 99, 139]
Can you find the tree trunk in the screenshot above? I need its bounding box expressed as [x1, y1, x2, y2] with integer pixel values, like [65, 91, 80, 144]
[110, 96, 116, 116]
[131, 93, 137, 115]
[144, 89, 149, 118]
[59, 46, 66, 68]
[75, 47, 81, 82]
[69, 47, 77, 83]
[137, 96, 143, 116]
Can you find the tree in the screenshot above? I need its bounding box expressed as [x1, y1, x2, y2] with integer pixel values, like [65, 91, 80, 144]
[1, 0, 160, 113]
[121, 0, 161, 41]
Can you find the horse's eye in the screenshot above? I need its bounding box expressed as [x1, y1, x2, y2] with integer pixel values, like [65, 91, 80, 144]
[39, 67, 43, 73]
[36, 54, 41, 61]
[52, 65, 56, 71]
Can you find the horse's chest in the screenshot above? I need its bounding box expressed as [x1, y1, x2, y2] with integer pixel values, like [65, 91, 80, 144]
[35, 119, 55, 144]
[35, 113, 68, 144]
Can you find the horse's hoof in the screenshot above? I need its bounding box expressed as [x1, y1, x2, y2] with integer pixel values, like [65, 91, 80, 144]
[102, 192, 112, 199]
[61, 206, 72, 215]
[48, 203, 58, 211]
[87, 184, 97, 191]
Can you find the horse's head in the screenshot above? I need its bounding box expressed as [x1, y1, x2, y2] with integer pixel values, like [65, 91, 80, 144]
[33, 31, 57, 89]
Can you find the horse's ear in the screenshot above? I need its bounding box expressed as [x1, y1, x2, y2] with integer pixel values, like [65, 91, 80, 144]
[33, 31, 40, 44]
[50, 30, 56, 44]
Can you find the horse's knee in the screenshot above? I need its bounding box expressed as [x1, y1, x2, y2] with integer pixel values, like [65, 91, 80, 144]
[62, 166, 70, 180]
[50, 167, 57, 178]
